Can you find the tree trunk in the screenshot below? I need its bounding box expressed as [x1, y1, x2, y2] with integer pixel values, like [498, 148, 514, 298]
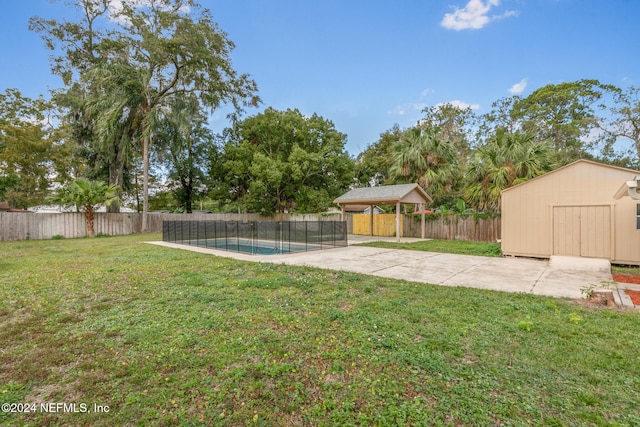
[85, 205, 95, 237]
[107, 139, 124, 213]
[142, 134, 150, 232]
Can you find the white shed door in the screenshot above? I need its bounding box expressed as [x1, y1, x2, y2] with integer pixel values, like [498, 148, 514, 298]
[553, 206, 612, 259]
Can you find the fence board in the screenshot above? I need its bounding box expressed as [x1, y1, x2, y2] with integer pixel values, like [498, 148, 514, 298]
[0, 212, 345, 241]
[404, 215, 501, 242]
[0, 211, 499, 243]
[352, 214, 402, 236]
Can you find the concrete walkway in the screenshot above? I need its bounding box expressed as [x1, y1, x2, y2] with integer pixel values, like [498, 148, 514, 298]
[149, 235, 616, 301]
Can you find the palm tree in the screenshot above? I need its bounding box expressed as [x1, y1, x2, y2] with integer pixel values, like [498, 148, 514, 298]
[389, 127, 459, 204]
[465, 129, 555, 212]
[49, 178, 120, 237]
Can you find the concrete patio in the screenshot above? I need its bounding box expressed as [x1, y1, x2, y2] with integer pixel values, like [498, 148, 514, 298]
[149, 234, 633, 304]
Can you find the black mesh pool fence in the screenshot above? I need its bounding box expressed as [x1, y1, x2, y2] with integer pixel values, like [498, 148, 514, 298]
[162, 220, 348, 255]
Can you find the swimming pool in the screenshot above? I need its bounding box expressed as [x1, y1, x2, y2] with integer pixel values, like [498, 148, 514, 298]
[190, 238, 313, 255]
[162, 220, 347, 255]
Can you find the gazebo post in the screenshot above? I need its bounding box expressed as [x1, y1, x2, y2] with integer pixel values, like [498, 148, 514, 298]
[396, 201, 401, 242]
[421, 203, 425, 239]
[340, 204, 345, 221]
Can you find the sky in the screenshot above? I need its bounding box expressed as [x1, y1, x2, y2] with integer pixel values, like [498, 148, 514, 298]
[1, 0, 639, 156]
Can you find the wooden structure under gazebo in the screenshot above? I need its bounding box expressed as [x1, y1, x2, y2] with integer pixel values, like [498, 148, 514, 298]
[333, 183, 432, 242]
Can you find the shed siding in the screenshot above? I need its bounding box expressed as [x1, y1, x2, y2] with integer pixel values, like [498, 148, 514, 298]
[553, 206, 581, 257]
[614, 197, 640, 264]
[502, 160, 640, 263]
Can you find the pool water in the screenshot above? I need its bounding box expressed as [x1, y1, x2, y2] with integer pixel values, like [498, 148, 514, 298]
[162, 220, 348, 256]
[189, 239, 314, 255]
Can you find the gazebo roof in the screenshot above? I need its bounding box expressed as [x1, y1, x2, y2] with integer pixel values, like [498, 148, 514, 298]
[333, 183, 432, 205]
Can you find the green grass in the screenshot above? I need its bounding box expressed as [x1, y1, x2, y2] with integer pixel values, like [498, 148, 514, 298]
[1, 234, 639, 426]
[612, 264, 640, 276]
[357, 238, 503, 257]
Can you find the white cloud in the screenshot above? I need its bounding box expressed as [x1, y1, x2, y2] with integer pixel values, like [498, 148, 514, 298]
[387, 103, 428, 116]
[508, 78, 528, 94]
[420, 88, 434, 98]
[436, 100, 480, 110]
[441, 0, 517, 30]
[108, 0, 190, 24]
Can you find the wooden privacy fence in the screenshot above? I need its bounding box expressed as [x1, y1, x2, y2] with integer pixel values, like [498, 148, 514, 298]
[0, 212, 142, 241]
[0, 212, 344, 241]
[404, 215, 501, 242]
[351, 213, 501, 242]
[0, 211, 500, 242]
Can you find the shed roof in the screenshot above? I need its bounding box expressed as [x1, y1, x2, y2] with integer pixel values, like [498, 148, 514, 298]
[334, 183, 432, 205]
[501, 159, 640, 194]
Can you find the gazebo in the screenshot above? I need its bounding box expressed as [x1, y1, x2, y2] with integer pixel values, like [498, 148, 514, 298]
[333, 183, 432, 242]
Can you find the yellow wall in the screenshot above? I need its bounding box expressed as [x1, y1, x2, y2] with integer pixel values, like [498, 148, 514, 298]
[352, 214, 402, 237]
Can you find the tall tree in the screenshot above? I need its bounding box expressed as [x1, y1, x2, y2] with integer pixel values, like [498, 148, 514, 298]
[477, 95, 521, 142]
[221, 108, 354, 214]
[511, 79, 616, 162]
[354, 124, 402, 187]
[0, 89, 59, 208]
[389, 126, 459, 206]
[30, 1, 129, 207]
[420, 103, 477, 161]
[155, 95, 213, 213]
[597, 85, 640, 167]
[31, 0, 259, 230]
[465, 129, 555, 212]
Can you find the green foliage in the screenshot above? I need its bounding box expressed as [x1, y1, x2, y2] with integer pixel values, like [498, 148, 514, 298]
[49, 178, 119, 211]
[419, 102, 477, 159]
[220, 108, 355, 214]
[598, 85, 640, 164]
[511, 79, 617, 162]
[517, 319, 534, 332]
[48, 178, 120, 237]
[0, 89, 61, 208]
[154, 95, 213, 213]
[31, 0, 259, 225]
[465, 129, 555, 212]
[390, 126, 460, 206]
[355, 125, 402, 186]
[1, 235, 639, 425]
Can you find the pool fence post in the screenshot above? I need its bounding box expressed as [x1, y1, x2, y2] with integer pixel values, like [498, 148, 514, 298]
[251, 221, 257, 255]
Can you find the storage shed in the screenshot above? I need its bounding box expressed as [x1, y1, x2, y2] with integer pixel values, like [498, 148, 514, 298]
[501, 159, 640, 264]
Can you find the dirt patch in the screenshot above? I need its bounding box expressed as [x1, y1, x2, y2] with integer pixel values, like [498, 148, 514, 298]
[624, 289, 640, 305]
[612, 273, 640, 284]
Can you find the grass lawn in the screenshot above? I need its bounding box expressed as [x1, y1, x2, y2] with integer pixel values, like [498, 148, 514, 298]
[1, 234, 639, 426]
[357, 239, 503, 257]
[612, 264, 640, 276]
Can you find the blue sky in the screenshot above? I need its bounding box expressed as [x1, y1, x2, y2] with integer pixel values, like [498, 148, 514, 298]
[1, 0, 638, 155]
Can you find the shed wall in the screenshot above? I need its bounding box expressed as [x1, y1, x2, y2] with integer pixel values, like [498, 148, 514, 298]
[501, 161, 640, 263]
[614, 196, 640, 264]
